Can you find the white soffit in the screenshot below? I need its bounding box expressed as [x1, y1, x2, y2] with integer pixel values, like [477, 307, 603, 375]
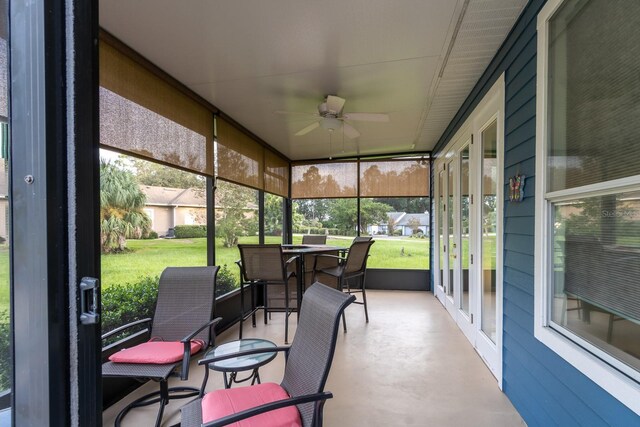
[417, 0, 528, 151]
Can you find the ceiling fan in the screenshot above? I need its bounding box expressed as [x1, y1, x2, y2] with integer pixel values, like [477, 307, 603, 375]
[276, 95, 389, 139]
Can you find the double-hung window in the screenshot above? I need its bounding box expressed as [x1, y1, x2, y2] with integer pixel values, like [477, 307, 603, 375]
[535, 0, 640, 414]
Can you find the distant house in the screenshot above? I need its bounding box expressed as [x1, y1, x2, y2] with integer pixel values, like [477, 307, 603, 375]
[396, 212, 429, 236]
[140, 185, 206, 236]
[140, 185, 259, 237]
[368, 211, 430, 236]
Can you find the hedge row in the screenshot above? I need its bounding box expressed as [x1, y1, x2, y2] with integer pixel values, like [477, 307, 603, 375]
[0, 265, 240, 389]
[292, 227, 340, 235]
[174, 225, 207, 238]
[102, 265, 238, 340]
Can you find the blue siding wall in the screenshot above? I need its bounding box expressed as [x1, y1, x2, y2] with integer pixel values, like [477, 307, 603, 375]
[434, 0, 639, 425]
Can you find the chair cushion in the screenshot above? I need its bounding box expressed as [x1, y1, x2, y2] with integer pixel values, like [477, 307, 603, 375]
[201, 382, 302, 427]
[108, 339, 204, 364]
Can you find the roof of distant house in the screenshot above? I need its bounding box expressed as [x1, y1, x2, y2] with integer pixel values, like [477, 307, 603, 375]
[140, 184, 259, 210]
[396, 212, 429, 226]
[141, 185, 205, 207]
[387, 212, 406, 223]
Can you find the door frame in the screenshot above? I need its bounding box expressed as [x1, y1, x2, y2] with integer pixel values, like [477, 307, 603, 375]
[471, 81, 505, 385]
[10, 0, 101, 425]
[434, 166, 447, 305]
[454, 139, 476, 343]
[432, 75, 504, 386]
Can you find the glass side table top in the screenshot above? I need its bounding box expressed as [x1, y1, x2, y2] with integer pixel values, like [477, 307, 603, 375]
[207, 338, 278, 372]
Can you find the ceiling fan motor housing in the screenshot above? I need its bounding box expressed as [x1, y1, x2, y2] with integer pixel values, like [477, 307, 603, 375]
[318, 101, 337, 117]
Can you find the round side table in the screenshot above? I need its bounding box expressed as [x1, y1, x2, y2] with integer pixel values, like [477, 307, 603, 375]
[206, 338, 278, 388]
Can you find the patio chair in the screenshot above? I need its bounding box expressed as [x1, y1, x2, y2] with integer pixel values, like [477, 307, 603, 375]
[338, 235, 371, 256]
[237, 244, 298, 343]
[102, 266, 221, 427]
[181, 283, 355, 427]
[312, 240, 375, 332]
[302, 234, 327, 244]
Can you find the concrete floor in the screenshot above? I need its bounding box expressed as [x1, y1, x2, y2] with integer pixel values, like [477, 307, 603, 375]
[102, 290, 525, 426]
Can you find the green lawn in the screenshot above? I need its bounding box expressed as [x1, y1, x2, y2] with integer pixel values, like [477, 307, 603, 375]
[0, 236, 432, 312]
[101, 238, 209, 286]
[101, 235, 430, 288]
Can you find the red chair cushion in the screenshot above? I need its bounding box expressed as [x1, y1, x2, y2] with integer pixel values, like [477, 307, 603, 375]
[108, 340, 204, 364]
[201, 382, 302, 427]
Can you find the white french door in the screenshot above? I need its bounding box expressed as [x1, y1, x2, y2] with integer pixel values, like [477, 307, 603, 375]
[456, 142, 475, 342]
[433, 76, 504, 385]
[434, 159, 457, 316]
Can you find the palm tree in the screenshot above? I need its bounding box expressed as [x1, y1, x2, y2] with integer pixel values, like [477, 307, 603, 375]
[100, 161, 151, 253]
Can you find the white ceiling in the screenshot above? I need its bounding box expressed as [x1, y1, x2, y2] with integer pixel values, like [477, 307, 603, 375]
[100, 0, 527, 161]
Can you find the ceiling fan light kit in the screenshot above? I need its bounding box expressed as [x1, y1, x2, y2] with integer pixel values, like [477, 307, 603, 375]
[320, 117, 341, 132]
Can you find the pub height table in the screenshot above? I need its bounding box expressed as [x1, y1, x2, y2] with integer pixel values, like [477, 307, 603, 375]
[281, 244, 343, 315]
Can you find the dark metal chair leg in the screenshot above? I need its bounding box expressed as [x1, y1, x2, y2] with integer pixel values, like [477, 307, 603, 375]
[341, 311, 347, 333]
[114, 379, 197, 427]
[251, 281, 257, 327]
[284, 281, 290, 343]
[240, 285, 244, 339]
[361, 274, 369, 323]
[155, 380, 169, 427]
[263, 282, 268, 325]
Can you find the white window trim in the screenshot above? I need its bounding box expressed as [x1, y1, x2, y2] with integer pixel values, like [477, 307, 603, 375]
[534, 0, 640, 415]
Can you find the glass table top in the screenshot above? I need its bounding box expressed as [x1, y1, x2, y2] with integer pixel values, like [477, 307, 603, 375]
[206, 338, 278, 371]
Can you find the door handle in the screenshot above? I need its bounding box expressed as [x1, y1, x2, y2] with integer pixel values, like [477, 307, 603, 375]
[80, 277, 100, 325]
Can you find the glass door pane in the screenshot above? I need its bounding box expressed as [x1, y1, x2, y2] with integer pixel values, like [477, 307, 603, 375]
[481, 121, 498, 343]
[460, 146, 471, 314]
[447, 161, 455, 297]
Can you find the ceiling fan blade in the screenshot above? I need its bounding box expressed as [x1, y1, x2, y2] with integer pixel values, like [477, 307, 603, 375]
[342, 123, 360, 139]
[295, 121, 320, 136]
[274, 110, 319, 117]
[326, 95, 346, 115]
[342, 112, 389, 122]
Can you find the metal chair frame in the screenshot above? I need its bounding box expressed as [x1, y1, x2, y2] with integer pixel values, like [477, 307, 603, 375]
[302, 234, 328, 244]
[181, 283, 355, 427]
[312, 240, 375, 332]
[102, 266, 221, 427]
[237, 244, 298, 343]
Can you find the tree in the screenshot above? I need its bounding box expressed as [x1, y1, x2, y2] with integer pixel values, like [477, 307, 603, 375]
[100, 161, 152, 253]
[215, 180, 258, 247]
[374, 197, 430, 213]
[129, 157, 205, 190]
[407, 217, 422, 234]
[326, 199, 357, 235]
[326, 199, 391, 235]
[359, 199, 393, 234]
[291, 202, 306, 231]
[264, 193, 284, 236]
[387, 216, 396, 236]
[296, 199, 330, 225]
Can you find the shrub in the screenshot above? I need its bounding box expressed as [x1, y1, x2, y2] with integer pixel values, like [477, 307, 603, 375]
[174, 225, 207, 238]
[101, 276, 160, 341]
[216, 264, 239, 297]
[143, 230, 159, 240]
[393, 229, 403, 236]
[0, 311, 10, 391]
